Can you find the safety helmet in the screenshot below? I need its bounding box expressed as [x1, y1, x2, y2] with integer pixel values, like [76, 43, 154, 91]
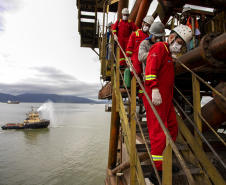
[171, 25, 192, 44]
[121, 8, 129, 15]
[149, 22, 166, 37]
[182, 7, 191, 14]
[107, 22, 112, 28]
[143, 15, 154, 25]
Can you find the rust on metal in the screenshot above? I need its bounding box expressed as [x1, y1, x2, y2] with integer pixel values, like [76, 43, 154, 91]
[108, 90, 120, 170]
[175, 33, 226, 75]
[184, 82, 226, 133]
[135, 0, 152, 27]
[111, 152, 150, 175]
[128, 0, 143, 22]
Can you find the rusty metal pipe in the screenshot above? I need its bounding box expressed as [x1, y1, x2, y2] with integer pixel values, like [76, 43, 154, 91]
[175, 33, 226, 75]
[175, 46, 205, 75]
[183, 82, 226, 133]
[117, 0, 129, 20]
[210, 33, 226, 61]
[135, 0, 152, 28]
[184, 99, 226, 133]
[111, 152, 149, 175]
[128, 0, 143, 22]
[108, 91, 120, 169]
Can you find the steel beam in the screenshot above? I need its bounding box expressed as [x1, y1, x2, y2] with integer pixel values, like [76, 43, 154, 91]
[135, 0, 152, 27]
[108, 90, 120, 169]
[175, 33, 226, 75]
[184, 82, 226, 133]
[128, 0, 143, 22]
[117, 0, 129, 20]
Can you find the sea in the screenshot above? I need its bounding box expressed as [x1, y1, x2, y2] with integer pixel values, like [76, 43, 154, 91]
[0, 102, 111, 185]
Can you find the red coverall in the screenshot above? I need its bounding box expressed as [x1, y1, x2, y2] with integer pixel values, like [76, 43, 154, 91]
[126, 29, 149, 98]
[112, 19, 139, 66]
[143, 42, 178, 171]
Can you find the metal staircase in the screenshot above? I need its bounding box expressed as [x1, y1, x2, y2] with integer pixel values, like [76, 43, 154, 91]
[76, 0, 117, 48]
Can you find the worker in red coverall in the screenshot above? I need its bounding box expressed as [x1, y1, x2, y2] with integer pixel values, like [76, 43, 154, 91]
[143, 25, 192, 185]
[112, 8, 139, 67]
[126, 15, 154, 100]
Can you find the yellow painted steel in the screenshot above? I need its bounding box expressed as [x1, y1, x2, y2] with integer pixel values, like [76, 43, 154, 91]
[205, 12, 226, 33]
[116, 47, 120, 112]
[113, 73, 146, 185]
[191, 17, 196, 49]
[110, 36, 114, 85]
[176, 114, 226, 185]
[130, 77, 137, 185]
[192, 74, 202, 147]
[108, 0, 120, 5]
[162, 139, 172, 185]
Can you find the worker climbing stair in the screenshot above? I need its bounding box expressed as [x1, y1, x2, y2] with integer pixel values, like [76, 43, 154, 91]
[76, 0, 226, 184]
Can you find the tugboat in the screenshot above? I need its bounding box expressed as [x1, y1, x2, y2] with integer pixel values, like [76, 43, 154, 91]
[1, 107, 50, 129]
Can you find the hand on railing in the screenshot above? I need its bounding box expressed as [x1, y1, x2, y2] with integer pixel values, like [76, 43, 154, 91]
[114, 34, 118, 41]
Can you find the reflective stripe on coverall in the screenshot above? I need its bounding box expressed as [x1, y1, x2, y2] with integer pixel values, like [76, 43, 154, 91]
[112, 19, 139, 66]
[143, 42, 178, 171]
[126, 29, 149, 98]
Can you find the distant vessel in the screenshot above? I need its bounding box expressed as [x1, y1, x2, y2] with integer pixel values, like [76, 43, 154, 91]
[1, 107, 50, 129]
[7, 101, 19, 104]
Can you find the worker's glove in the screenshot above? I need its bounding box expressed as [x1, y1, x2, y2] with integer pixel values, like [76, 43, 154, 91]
[127, 57, 131, 63]
[114, 34, 118, 41]
[152, 88, 162, 106]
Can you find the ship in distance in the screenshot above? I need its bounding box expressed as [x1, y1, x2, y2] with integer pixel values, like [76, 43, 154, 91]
[1, 107, 50, 130]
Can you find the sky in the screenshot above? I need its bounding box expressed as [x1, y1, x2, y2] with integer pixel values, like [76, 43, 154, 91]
[0, 0, 213, 100]
[0, 0, 102, 99]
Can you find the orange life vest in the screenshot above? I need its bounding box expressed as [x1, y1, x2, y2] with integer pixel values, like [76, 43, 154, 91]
[186, 16, 198, 29]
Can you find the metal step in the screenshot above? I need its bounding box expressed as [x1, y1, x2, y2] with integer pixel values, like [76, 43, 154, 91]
[80, 14, 96, 19]
[127, 113, 146, 119]
[136, 143, 188, 153]
[141, 164, 203, 179]
[136, 126, 148, 134]
[123, 102, 144, 106]
[136, 144, 151, 152]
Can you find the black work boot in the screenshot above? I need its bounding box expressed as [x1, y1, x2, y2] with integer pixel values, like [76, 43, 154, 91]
[138, 98, 143, 104]
[172, 165, 180, 173]
[149, 165, 180, 185]
[149, 170, 162, 185]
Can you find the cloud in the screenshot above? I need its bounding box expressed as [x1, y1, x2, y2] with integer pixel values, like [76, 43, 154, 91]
[0, 0, 22, 12]
[0, 0, 22, 30]
[0, 66, 101, 99]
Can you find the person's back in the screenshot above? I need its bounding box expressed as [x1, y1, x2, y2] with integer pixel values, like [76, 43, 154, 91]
[138, 39, 153, 64]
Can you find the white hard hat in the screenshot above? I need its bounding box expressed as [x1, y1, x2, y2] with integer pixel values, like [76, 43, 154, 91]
[107, 22, 112, 28]
[171, 25, 192, 44]
[121, 8, 129, 15]
[143, 15, 154, 25]
[149, 22, 166, 37]
[182, 7, 191, 14]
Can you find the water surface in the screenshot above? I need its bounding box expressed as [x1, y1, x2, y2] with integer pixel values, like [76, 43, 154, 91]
[0, 103, 111, 185]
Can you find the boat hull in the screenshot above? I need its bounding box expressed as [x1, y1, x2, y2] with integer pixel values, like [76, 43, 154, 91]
[1, 121, 50, 130]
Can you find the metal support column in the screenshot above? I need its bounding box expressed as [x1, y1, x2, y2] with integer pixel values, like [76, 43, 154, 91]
[192, 74, 202, 147]
[116, 47, 120, 112]
[162, 139, 172, 185]
[130, 77, 137, 185]
[191, 17, 196, 49]
[108, 90, 120, 169]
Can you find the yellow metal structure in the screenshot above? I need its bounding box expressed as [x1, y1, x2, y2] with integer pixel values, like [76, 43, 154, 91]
[76, 1, 226, 184]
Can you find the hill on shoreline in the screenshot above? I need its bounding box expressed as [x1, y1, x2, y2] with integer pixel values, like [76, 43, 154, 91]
[0, 93, 102, 104]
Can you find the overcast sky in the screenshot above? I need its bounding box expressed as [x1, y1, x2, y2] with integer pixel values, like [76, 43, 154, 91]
[0, 0, 105, 99]
[0, 0, 213, 100]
